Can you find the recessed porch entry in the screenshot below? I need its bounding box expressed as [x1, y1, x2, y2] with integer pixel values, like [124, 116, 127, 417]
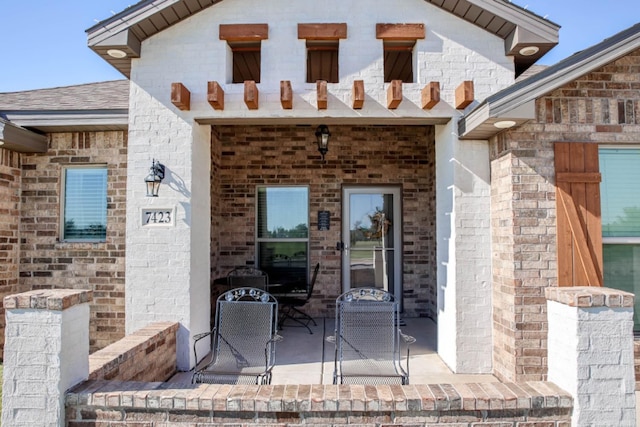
[341, 186, 402, 304]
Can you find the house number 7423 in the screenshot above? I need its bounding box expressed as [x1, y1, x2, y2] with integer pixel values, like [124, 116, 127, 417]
[141, 208, 174, 226]
[146, 211, 171, 224]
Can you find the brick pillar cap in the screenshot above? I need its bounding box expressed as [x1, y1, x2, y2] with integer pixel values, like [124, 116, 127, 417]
[545, 286, 634, 308]
[4, 289, 93, 311]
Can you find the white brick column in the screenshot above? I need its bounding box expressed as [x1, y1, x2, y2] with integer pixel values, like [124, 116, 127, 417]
[546, 287, 636, 426]
[435, 121, 493, 374]
[2, 289, 92, 427]
[126, 82, 211, 371]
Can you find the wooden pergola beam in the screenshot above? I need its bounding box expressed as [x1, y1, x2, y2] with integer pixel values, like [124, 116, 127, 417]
[455, 81, 474, 109]
[352, 80, 364, 109]
[387, 80, 402, 109]
[244, 80, 259, 110]
[421, 81, 440, 110]
[207, 81, 224, 110]
[317, 80, 327, 110]
[171, 82, 191, 111]
[280, 80, 293, 109]
[376, 23, 425, 40]
[298, 23, 347, 40]
[219, 24, 269, 42]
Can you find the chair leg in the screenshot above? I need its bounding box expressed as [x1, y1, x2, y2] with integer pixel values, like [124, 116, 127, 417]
[279, 305, 316, 334]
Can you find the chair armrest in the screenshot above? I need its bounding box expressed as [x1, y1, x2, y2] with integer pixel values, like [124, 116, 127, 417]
[193, 330, 213, 342]
[192, 329, 215, 370]
[400, 332, 416, 345]
[270, 333, 284, 343]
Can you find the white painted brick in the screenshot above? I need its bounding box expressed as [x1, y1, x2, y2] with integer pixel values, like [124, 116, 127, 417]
[3, 302, 90, 427]
[547, 298, 636, 426]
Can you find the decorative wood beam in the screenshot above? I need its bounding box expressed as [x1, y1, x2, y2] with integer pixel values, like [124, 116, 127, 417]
[219, 24, 269, 42]
[421, 82, 440, 110]
[387, 80, 402, 109]
[352, 80, 364, 109]
[455, 81, 474, 109]
[376, 23, 425, 40]
[298, 23, 347, 40]
[244, 80, 259, 110]
[171, 82, 190, 111]
[207, 81, 224, 110]
[317, 80, 327, 110]
[280, 81, 293, 109]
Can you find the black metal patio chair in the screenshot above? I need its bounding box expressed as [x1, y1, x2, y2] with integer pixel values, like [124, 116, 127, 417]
[328, 287, 415, 385]
[226, 266, 269, 290]
[192, 287, 281, 384]
[278, 262, 319, 334]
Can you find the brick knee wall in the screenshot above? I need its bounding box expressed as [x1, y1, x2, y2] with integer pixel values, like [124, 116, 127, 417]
[66, 381, 572, 426]
[88, 321, 179, 382]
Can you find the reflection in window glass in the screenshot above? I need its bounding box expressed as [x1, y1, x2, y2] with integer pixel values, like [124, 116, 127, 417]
[600, 147, 640, 331]
[257, 187, 309, 289]
[63, 167, 107, 241]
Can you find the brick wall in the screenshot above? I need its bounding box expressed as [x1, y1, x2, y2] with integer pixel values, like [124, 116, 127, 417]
[489, 48, 640, 382]
[20, 131, 127, 353]
[0, 148, 23, 357]
[212, 125, 436, 318]
[66, 381, 572, 426]
[88, 321, 178, 382]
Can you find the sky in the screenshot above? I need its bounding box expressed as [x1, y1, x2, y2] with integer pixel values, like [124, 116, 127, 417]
[0, 0, 638, 92]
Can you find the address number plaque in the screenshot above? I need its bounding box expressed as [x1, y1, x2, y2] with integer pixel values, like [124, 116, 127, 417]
[141, 207, 174, 227]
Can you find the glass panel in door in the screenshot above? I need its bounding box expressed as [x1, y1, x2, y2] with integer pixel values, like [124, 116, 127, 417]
[342, 187, 401, 300]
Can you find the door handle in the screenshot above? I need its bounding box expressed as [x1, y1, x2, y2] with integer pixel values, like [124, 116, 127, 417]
[336, 241, 345, 251]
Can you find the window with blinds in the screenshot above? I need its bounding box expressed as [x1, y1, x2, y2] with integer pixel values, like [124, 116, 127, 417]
[62, 166, 108, 241]
[256, 186, 309, 290]
[600, 147, 640, 331]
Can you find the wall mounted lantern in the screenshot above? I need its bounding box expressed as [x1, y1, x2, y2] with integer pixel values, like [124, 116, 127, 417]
[315, 125, 331, 160]
[144, 159, 165, 197]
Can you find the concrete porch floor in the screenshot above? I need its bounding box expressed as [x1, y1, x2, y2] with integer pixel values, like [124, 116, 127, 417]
[170, 317, 499, 385]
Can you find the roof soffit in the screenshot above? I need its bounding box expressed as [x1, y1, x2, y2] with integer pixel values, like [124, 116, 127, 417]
[0, 119, 48, 153]
[87, 0, 559, 77]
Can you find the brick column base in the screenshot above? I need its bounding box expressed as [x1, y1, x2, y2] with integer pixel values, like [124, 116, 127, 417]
[2, 289, 92, 427]
[546, 286, 636, 426]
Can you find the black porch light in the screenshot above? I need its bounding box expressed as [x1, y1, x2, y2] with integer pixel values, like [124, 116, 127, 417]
[315, 124, 331, 160]
[144, 159, 165, 197]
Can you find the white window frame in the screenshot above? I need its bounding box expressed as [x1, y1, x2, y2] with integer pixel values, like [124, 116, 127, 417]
[255, 185, 310, 278]
[60, 164, 108, 243]
[601, 145, 640, 245]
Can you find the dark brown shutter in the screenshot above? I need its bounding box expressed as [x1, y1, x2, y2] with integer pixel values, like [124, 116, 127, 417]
[554, 142, 603, 286]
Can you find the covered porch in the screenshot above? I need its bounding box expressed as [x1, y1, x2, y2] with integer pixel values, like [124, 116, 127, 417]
[170, 317, 497, 385]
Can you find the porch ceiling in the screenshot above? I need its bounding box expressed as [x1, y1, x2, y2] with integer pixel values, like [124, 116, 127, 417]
[86, 0, 559, 78]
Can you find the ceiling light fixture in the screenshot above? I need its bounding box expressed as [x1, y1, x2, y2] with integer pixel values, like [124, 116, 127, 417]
[519, 46, 540, 56]
[494, 120, 517, 129]
[107, 49, 128, 59]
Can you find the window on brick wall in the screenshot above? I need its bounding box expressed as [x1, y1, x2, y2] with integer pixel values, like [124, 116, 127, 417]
[61, 165, 107, 242]
[256, 186, 309, 291]
[600, 146, 640, 332]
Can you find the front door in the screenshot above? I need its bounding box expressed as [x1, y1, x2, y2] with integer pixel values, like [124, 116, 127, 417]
[341, 186, 402, 302]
